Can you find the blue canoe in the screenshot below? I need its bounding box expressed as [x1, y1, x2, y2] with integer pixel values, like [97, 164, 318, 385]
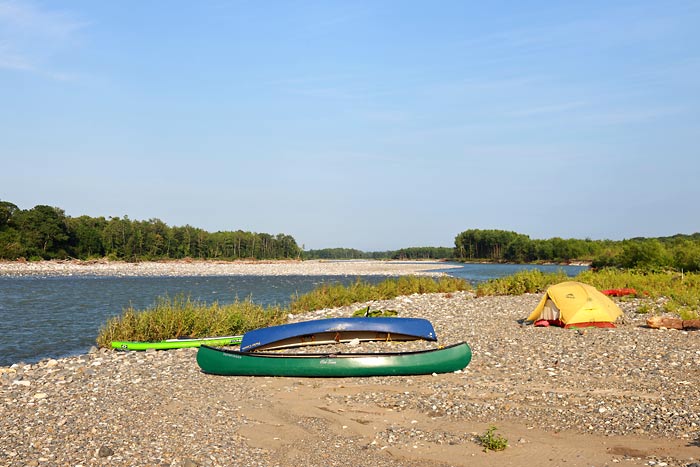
[239, 317, 437, 352]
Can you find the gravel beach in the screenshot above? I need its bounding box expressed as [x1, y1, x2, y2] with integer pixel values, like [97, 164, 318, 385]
[0, 259, 458, 277]
[1, 261, 699, 467]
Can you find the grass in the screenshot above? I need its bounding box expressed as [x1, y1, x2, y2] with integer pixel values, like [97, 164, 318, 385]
[476, 268, 700, 320]
[288, 276, 471, 313]
[475, 269, 569, 296]
[95, 294, 287, 348]
[96, 276, 472, 346]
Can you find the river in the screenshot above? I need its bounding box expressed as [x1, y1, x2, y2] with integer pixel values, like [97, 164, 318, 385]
[0, 263, 586, 366]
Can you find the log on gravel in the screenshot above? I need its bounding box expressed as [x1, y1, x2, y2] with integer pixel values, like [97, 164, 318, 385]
[646, 316, 700, 330]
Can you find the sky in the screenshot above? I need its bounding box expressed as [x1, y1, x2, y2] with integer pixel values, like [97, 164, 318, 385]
[1, 1, 699, 251]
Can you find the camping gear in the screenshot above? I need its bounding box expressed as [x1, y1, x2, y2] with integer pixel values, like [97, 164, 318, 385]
[196, 342, 471, 377]
[601, 288, 637, 297]
[239, 317, 437, 352]
[111, 335, 242, 351]
[526, 281, 623, 328]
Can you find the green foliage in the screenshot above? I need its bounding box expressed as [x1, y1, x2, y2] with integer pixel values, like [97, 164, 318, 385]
[9, 205, 70, 259]
[303, 248, 372, 259]
[351, 306, 398, 317]
[476, 425, 508, 452]
[95, 294, 287, 347]
[478, 267, 700, 319]
[302, 246, 454, 260]
[454, 228, 700, 272]
[288, 276, 471, 313]
[0, 199, 302, 261]
[577, 268, 700, 319]
[391, 246, 454, 260]
[476, 269, 569, 296]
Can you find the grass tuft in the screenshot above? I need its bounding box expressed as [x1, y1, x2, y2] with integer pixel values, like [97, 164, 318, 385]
[95, 294, 287, 348]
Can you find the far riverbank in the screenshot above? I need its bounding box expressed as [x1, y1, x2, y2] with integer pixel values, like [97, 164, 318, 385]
[0, 259, 457, 277]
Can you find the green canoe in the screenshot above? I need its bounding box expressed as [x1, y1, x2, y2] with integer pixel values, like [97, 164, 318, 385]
[111, 335, 242, 351]
[196, 342, 471, 377]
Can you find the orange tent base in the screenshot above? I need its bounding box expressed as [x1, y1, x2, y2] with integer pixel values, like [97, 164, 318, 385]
[534, 319, 616, 329]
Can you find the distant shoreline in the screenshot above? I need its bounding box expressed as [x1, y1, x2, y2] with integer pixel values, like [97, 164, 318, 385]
[0, 258, 459, 277]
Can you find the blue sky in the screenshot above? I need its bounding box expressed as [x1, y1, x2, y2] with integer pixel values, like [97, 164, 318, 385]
[1, 1, 698, 251]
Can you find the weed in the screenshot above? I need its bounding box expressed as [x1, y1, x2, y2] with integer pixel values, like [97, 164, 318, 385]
[476, 425, 508, 452]
[351, 306, 398, 317]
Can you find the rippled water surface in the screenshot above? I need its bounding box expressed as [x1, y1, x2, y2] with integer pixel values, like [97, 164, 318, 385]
[0, 263, 586, 366]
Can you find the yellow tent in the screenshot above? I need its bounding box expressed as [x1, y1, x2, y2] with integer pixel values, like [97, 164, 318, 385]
[527, 281, 623, 328]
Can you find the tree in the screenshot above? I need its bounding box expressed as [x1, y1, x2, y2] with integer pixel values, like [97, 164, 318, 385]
[67, 216, 107, 258]
[13, 205, 70, 258]
[0, 201, 19, 229]
[618, 239, 672, 269]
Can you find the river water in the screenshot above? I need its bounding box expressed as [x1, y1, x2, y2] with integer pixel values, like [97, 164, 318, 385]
[0, 263, 586, 366]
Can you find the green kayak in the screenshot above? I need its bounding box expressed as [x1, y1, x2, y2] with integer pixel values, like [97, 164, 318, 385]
[112, 335, 242, 351]
[196, 342, 471, 377]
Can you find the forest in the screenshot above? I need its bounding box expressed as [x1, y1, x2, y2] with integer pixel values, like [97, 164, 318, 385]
[454, 229, 700, 271]
[1, 200, 699, 271]
[0, 201, 301, 261]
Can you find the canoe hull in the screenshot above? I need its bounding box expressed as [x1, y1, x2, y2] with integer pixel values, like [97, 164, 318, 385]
[196, 342, 471, 377]
[240, 317, 437, 352]
[111, 335, 242, 351]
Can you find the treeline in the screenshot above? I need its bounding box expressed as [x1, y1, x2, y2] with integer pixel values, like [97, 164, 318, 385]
[454, 229, 700, 271]
[0, 201, 301, 261]
[303, 248, 378, 260]
[4, 199, 699, 271]
[302, 246, 453, 261]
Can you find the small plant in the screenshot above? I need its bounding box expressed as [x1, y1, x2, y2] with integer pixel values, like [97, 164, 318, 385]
[352, 306, 398, 317]
[476, 425, 508, 452]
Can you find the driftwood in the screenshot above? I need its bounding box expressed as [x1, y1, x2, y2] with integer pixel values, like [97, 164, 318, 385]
[646, 316, 700, 330]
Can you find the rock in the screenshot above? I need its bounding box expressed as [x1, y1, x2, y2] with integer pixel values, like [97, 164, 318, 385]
[97, 445, 114, 457]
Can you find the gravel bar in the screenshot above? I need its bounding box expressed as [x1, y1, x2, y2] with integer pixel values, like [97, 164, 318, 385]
[2, 264, 699, 466]
[0, 259, 457, 277]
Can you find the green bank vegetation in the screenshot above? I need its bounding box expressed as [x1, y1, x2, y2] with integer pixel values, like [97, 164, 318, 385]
[288, 276, 470, 313]
[97, 268, 700, 345]
[454, 229, 700, 271]
[96, 276, 472, 346]
[96, 295, 288, 348]
[476, 268, 700, 320]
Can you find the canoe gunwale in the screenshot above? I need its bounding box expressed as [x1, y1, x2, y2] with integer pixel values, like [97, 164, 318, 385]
[201, 341, 467, 359]
[239, 317, 437, 352]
